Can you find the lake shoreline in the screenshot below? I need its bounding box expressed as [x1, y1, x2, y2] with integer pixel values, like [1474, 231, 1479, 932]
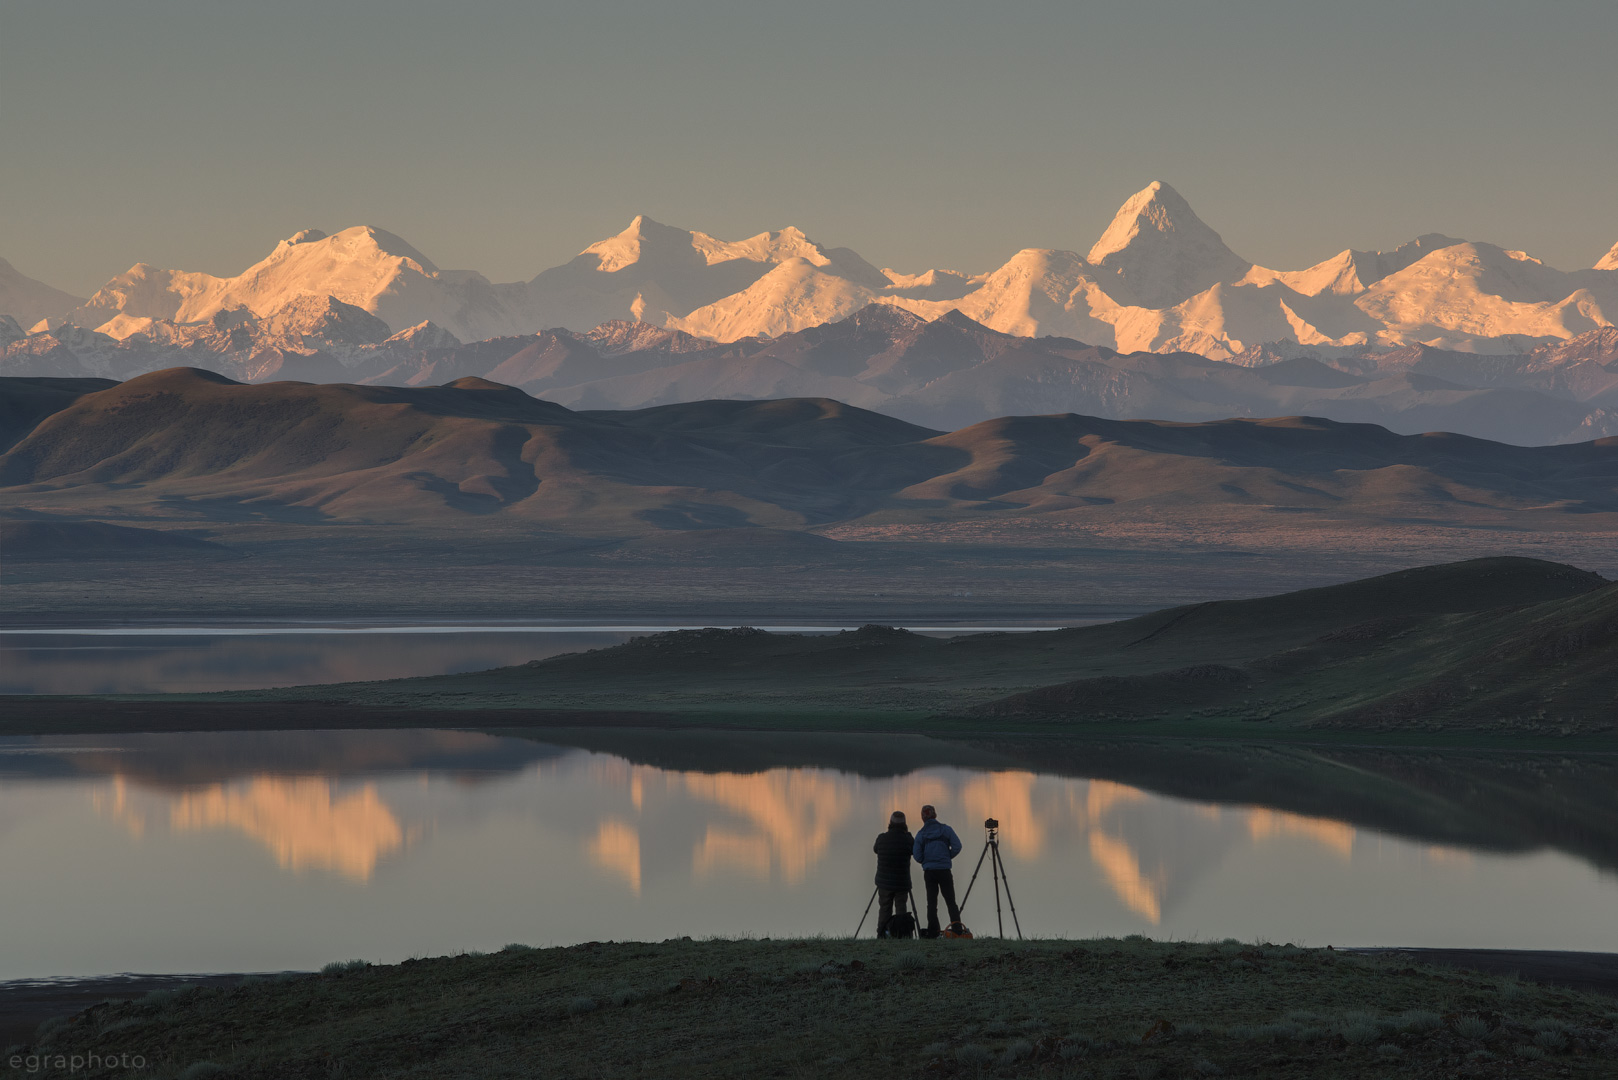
[4, 697, 1618, 754]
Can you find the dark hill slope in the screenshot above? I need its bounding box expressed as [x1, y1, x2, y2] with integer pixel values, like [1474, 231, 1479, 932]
[228, 557, 1613, 732]
[0, 376, 117, 452]
[4, 371, 1618, 534]
[0, 519, 230, 558]
[984, 573, 1618, 732]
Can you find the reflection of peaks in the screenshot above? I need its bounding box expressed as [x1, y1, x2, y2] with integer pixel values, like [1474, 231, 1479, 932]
[694, 827, 772, 881]
[577, 757, 1372, 924]
[168, 777, 403, 881]
[1084, 779, 1148, 819]
[680, 771, 854, 883]
[961, 771, 1044, 858]
[587, 818, 642, 893]
[1088, 829, 1167, 923]
[1246, 807, 1354, 858]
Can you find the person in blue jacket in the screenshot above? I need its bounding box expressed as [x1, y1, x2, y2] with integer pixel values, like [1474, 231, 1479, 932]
[912, 804, 964, 937]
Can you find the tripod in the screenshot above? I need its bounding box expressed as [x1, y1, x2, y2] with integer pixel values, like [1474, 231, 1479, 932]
[959, 818, 1022, 939]
[855, 886, 920, 938]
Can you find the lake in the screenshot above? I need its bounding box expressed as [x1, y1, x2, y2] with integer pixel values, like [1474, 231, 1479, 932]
[1, 729, 1614, 980]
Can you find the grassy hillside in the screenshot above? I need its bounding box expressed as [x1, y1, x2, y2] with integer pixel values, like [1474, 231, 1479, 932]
[175, 557, 1614, 734]
[985, 573, 1618, 731]
[17, 937, 1618, 1079]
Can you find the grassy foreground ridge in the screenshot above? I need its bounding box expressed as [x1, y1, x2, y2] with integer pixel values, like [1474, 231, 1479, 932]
[16, 938, 1618, 1079]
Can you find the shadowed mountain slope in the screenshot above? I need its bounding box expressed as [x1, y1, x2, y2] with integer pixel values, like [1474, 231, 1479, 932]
[218, 557, 1613, 733]
[0, 520, 230, 558]
[4, 370, 1618, 534]
[8, 304, 1618, 445]
[0, 376, 118, 453]
[985, 570, 1618, 732]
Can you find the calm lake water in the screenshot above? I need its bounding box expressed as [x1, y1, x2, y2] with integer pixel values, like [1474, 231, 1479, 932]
[1, 729, 1614, 979]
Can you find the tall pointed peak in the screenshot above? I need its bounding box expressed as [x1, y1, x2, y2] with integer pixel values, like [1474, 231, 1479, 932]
[1086, 181, 1206, 265]
[1596, 240, 1618, 272]
[623, 213, 671, 234]
[582, 215, 699, 272]
[1084, 181, 1251, 309]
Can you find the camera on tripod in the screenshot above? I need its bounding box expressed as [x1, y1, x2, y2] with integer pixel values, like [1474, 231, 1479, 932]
[959, 815, 1020, 939]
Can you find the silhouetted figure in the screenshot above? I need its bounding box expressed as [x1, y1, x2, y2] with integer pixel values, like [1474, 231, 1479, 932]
[912, 804, 963, 937]
[872, 810, 914, 937]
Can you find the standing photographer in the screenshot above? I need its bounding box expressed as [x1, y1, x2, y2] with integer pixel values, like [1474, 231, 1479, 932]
[872, 810, 914, 937]
[912, 804, 964, 937]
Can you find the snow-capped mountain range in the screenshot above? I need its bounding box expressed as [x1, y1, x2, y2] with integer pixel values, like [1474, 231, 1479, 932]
[6, 182, 1615, 359]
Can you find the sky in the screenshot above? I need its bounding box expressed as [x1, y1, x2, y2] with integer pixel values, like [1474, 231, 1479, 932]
[3, 0, 1616, 296]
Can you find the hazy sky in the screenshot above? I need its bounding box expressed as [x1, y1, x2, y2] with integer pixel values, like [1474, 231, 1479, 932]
[4, 0, 1616, 295]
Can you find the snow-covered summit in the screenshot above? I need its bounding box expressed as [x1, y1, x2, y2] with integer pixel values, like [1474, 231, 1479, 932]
[1085, 181, 1253, 309]
[384, 321, 462, 351]
[583, 320, 716, 357]
[7, 184, 1615, 359]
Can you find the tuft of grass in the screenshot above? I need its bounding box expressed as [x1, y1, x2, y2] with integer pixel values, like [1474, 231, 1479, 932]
[177, 1065, 226, 1079]
[320, 959, 369, 975]
[501, 943, 534, 953]
[1058, 1038, 1092, 1060]
[1397, 1008, 1442, 1033]
[1340, 1021, 1381, 1046]
[1533, 1028, 1569, 1052]
[1453, 1014, 1491, 1040]
[1375, 1043, 1403, 1059]
[566, 995, 597, 1016]
[955, 1044, 993, 1065]
[33, 1016, 68, 1045]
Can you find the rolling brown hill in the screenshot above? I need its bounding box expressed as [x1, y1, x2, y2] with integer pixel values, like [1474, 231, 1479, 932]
[4, 368, 1618, 539]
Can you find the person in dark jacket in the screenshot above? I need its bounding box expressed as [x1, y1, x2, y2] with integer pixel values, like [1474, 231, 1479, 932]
[872, 810, 914, 937]
[912, 804, 964, 936]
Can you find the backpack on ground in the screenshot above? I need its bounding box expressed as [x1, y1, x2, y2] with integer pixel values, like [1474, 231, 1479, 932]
[886, 911, 916, 938]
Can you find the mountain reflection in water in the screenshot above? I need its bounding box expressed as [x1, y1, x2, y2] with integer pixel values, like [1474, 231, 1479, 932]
[0, 729, 1614, 978]
[95, 776, 406, 881]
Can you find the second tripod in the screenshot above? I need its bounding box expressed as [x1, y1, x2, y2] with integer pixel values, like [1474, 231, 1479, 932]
[959, 817, 1022, 939]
